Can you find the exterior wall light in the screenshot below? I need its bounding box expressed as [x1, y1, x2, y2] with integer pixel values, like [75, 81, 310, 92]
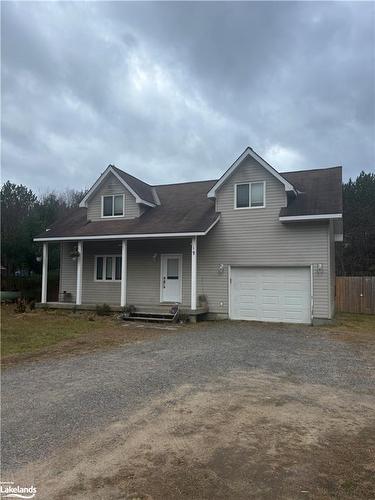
[315, 263, 324, 274]
[36, 256, 42, 262]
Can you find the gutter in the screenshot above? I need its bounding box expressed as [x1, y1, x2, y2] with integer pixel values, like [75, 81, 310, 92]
[279, 213, 342, 222]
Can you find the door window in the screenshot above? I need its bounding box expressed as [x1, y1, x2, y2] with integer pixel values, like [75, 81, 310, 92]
[167, 258, 179, 279]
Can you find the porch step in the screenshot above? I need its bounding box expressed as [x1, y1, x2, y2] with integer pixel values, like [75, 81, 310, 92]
[123, 311, 177, 323]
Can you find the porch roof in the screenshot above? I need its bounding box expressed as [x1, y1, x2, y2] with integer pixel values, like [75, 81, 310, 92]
[35, 180, 220, 241]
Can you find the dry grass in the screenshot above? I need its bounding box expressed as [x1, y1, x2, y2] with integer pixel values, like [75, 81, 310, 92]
[1, 305, 180, 366]
[320, 313, 375, 343]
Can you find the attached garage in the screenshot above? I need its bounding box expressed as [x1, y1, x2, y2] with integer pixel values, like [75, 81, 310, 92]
[229, 267, 312, 324]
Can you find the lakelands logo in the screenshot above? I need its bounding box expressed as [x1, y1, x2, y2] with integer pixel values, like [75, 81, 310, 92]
[0, 482, 37, 499]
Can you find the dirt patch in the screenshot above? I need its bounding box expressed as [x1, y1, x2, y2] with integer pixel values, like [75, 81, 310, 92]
[10, 370, 375, 499]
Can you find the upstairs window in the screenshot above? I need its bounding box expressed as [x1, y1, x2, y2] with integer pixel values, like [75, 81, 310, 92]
[235, 182, 265, 209]
[102, 194, 124, 217]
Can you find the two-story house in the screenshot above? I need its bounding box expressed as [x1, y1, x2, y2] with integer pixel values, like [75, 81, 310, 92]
[34, 147, 343, 324]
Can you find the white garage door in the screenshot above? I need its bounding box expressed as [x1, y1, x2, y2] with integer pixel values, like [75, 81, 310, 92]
[230, 267, 311, 324]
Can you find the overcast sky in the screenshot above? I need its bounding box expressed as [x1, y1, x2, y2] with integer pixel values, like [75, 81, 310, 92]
[2, 1, 374, 194]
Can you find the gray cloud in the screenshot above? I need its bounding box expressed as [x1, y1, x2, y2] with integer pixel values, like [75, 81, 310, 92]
[1, 1, 374, 194]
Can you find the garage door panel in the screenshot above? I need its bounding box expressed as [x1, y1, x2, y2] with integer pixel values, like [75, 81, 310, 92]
[284, 296, 304, 306]
[262, 310, 282, 320]
[230, 267, 311, 324]
[262, 295, 280, 305]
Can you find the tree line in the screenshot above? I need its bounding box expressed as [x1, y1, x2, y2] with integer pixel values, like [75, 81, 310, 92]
[1, 171, 375, 277]
[1, 181, 86, 276]
[336, 171, 375, 275]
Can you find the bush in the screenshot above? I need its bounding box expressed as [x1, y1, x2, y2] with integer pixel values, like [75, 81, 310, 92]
[29, 300, 36, 311]
[122, 304, 136, 317]
[96, 303, 111, 316]
[14, 298, 27, 314]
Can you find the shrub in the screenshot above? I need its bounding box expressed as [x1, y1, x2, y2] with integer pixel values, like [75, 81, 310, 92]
[15, 298, 27, 314]
[96, 303, 111, 316]
[122, 304, 136, 317]
[29, 300, 36, 311]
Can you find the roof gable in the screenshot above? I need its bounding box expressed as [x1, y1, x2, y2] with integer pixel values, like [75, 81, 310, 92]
[207, 147, 295, 198]
[79, 165, 156, 208]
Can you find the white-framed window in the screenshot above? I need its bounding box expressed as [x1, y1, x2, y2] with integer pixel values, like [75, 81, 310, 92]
[95, 255, 122, 281]
[101, 194, 124, 217]
[234, 181, 265, 209]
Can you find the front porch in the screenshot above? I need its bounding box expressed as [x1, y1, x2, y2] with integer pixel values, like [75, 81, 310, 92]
[38, 236, 206, 321]
[36, 302, 209, 322]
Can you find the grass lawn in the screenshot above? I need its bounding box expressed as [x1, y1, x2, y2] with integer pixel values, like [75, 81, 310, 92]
[1, 305, 118, 357]
[1, 305, 181, 366]
[321, 312, 375, 344]
[1, 305, 374, 366]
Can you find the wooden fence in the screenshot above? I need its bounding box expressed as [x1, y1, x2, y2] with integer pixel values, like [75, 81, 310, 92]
[336, 276, 375, 314]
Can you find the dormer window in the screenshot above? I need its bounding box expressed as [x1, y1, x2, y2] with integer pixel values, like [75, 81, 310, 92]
[102, 195, 124, 217]
[235, 181, 265, 209]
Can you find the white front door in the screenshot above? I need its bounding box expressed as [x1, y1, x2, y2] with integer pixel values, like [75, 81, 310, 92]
[160, 254, 182, 303]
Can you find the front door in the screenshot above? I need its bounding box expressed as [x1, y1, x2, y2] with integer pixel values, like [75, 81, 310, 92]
[160, 254, 182, 303]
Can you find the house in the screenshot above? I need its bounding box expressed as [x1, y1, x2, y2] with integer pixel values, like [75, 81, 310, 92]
[34, 147, 343, 324]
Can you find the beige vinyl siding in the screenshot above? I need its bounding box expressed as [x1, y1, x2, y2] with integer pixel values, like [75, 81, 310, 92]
[127, 239, 191, 306]
[59, 242, 78, 302]
[87, 172, 140, 220]
[197, 156, 331, 319]
[59, 239, 192, 306]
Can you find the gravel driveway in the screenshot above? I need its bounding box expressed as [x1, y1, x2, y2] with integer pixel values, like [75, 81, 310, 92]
[2, 320, 375, 499]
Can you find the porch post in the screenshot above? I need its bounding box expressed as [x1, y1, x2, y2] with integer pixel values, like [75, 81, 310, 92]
[191, 236, 197, 310]
[121, 239, 127, 307]
[41, 242, 48, 303]
[76, 241, 83, 305]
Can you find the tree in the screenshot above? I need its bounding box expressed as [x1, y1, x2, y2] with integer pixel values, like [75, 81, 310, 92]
[1, 182, 38, 274]
[339, 171, 375, 275]
[1, 182, 86, 275]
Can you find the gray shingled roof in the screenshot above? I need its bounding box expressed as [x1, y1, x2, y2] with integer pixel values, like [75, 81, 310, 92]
[37, 180, 218, 239]
[112, 165, 156, 205]
[35, 165, 342, 240]
[280, 166, 342, 217]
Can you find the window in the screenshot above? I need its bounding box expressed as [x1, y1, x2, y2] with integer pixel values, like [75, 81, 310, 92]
[167, 258, 179, 279]
[236, 184, 249, 208]
[102, 195, 124, 217]
[235, 182, 265, 209]
[250, 182, 264, 207]
[105, 257, 112, 280]
[96, 257, 103, 280]
[95, 255, 122, 281]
